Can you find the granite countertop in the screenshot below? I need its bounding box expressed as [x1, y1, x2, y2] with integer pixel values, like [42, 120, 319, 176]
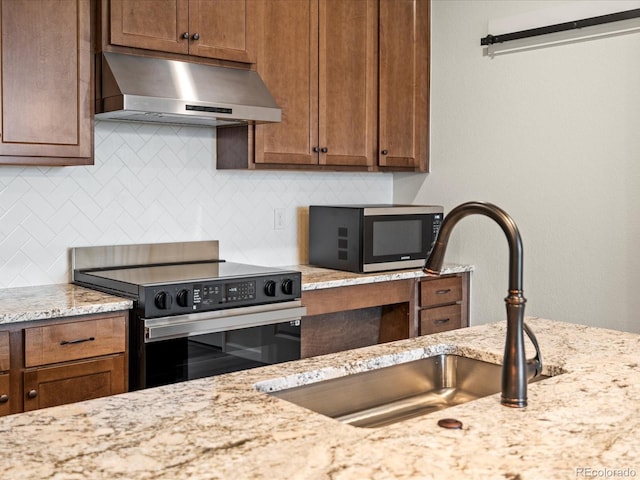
[0, 264, 470, 326]
[0, 284, 133, 325]
[1, 317, 638, 479]
[296, 263, 473, 291]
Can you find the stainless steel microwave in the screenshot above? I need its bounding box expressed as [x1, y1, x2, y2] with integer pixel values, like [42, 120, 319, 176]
[308, 204, 443, 273]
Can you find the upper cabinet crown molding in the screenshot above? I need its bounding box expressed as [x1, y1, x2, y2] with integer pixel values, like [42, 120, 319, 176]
[217, 0, 430, 173]
[0, 0, 93, 166]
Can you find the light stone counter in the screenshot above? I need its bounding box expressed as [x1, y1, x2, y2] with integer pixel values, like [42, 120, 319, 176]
[296, 263, 473, 291]
[1, 317, 638, 479]
[0, 284, 132, 325]
[0, 264, 470, 325]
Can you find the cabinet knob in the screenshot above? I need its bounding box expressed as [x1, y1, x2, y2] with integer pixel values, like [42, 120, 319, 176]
[320, 147, 328, 153]
[182, 32, 189, 39]
[0, 394, 8, 404]
[313, 147, 319, 153]
[192, 33, 200, 40]
[27, 390, 37, 400]
[381, 149, 388, 155]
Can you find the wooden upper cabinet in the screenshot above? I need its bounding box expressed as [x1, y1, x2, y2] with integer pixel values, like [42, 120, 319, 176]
[109, 0, 256, 63]
[217, 0, 429, 172]
[254, 0, 317, 166]
[0, 0, 92, 165]
[110, 0, 190, 55]
[189, 0, 255, 63]
[254, 0, 376, 168]
[378, 0, 429, 172]
[319, 0, 377, 168]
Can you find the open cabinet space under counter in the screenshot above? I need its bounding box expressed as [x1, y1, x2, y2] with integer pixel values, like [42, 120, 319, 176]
[297, 264, 472, 358]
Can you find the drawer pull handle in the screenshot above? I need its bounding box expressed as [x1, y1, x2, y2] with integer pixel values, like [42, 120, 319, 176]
[27, 390, 37, 399]
[0, 394, 8, 404]
[60, 337, 95, 346]
[433, 318, 450, 325]
[435, 289, 452, 295]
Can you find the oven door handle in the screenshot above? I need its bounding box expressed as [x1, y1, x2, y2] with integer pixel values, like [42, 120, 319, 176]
[143, 302, 307, 342]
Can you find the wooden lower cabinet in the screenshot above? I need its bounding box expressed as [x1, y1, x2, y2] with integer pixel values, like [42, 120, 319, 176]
[0, 311, 128, 416]
[23, 355, 126, 412]
[300, 273, 470, 358]
[0, 374, 9, 416]
[418, 274, 469, 335]
[0, 331, 10, 416]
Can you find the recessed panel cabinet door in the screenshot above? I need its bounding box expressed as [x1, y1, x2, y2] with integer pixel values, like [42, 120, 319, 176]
[0, 0, 92, 165]
[23, 355, 126, 412]
[319, 0, 377, 168]
[378, 0, 429, 171]
[189, 0, 256, 63]
[110, 0, 190, 54]
[254, 0, 319, 165]
[110, 0, 255, 63]
[255, 0, 376, 168]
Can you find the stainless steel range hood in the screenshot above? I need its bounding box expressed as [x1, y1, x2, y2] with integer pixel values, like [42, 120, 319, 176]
[96, 52, 281, 127]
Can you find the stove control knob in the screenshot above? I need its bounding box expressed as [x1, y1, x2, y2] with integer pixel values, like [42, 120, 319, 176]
[154, 291, 172, 310]
[176, 289, 190, 308]
[281, 278, 294, 295]
[264, 280, 277, 297]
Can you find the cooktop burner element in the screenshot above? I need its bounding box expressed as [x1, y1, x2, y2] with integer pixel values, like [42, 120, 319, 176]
[72, 241, 302, 318]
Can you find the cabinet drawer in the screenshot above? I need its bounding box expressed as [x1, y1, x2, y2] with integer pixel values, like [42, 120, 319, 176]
[0, 373, 9, 416]
[420, 304, 462, 335]
[24, 316, 126, 368]
[0, 332, 9, 371]
[420, 276, 462, 308]
[23, 355, 126, 411]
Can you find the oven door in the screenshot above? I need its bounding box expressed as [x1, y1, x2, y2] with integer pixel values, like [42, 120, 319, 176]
[136, 302, 306, 389]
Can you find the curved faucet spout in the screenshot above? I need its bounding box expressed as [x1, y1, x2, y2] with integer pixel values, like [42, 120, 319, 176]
[424, 202, 523, 293]
[423, 201, 542, 408]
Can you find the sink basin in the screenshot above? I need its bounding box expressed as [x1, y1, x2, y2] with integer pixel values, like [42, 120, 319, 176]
[268, 354, 549, 428]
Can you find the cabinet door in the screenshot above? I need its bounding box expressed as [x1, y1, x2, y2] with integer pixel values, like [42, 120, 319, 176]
[0, 0, 92, 165]
[254, 0, 319, 166]
[110, 0, 189, 54]
[0, 331, 8, 372]
[23, 355, 126, 412]
[420, 305, 462, 335]
[188, 0, 256, 63]
[0, 374, 9, 417]
[318, 0, 377, 168]
[0, 333, 8, 416]
[378, 0, 429, 171]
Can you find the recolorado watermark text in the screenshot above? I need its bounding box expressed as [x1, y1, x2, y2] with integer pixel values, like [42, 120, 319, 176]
[576, 467, 637, 478]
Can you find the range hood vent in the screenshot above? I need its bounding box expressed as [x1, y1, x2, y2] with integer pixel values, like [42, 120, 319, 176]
[96, 52, 281, 127]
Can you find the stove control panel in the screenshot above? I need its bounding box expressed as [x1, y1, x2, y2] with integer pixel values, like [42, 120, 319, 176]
[141, 272, 302, 317]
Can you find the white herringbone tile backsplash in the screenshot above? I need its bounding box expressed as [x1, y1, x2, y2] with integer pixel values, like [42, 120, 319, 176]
[0, 121, 392, 288]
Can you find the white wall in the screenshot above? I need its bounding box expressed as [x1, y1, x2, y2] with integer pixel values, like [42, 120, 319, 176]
[395, 0, 640, 332]
[0, 121, 392, 288]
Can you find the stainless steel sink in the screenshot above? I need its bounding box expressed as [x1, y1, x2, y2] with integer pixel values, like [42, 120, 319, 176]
[269, 354, 549, 428]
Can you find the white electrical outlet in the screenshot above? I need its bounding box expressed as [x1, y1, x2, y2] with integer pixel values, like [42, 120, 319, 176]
[274, 208, 286, 230]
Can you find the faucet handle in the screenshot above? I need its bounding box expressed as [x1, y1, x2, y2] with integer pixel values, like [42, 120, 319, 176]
[524, 322, 543, 379]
